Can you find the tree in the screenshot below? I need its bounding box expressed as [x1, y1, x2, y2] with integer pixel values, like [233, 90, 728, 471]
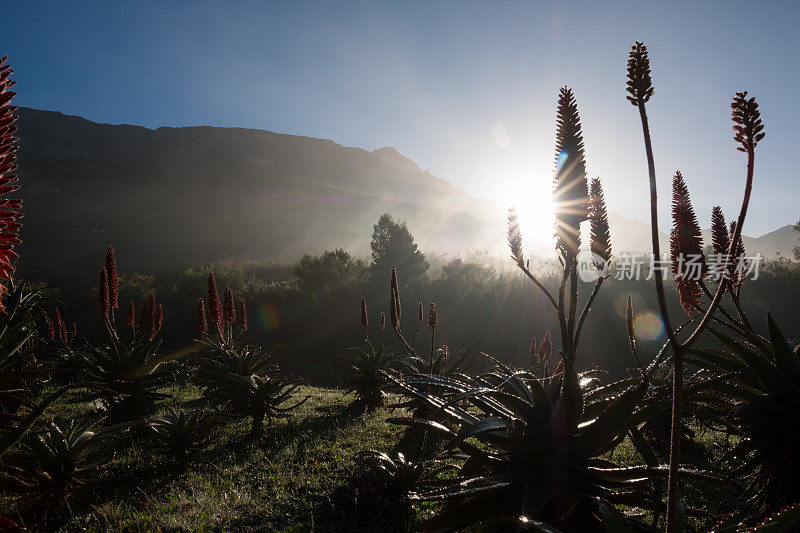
[794, 219, 800, 260]
[369, 214, 428, 286]
[294, 249, 368, 298]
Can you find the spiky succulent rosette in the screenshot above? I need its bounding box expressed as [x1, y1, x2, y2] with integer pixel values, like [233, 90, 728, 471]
[669, 172, 706, 313]
[552, 87, 589, 261]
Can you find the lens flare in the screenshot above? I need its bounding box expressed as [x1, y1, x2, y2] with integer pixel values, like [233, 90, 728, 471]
[633, 312, 664, 341]
[257, 302, 281, 331]
[555, 150, 569, 172]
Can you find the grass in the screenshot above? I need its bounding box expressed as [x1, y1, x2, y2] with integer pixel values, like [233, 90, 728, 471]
[2, 384, 742, 532]
[4, 386, 414, 532]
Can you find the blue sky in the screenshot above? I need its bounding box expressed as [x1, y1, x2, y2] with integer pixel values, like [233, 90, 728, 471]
[2, 0, 798, 236]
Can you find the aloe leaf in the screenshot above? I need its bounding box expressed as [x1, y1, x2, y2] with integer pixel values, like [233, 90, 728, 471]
[766, 314, 800, 383]
[0, 388, 67, 458]
[709, 327, 799, 398]
[572, 380, 646, 457]
[593, 497, 636, 533]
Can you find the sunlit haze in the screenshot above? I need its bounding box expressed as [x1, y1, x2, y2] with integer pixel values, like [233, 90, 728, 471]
[2, 1, 798, 240]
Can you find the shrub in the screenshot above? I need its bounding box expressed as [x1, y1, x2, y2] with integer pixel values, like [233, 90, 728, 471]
[193, 273, 307, 437]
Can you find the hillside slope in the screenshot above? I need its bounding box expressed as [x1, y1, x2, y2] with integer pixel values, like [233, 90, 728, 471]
[14, 108, 501, 283]
[13, 108, 796, 285]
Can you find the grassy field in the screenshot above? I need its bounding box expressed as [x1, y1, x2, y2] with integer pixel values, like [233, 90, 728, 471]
[2, 385, 742, 532]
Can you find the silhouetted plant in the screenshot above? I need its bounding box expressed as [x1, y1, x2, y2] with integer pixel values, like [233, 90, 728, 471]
[506, 87, 611, 364]
[670, 171, 706, 313]
[350, 450, 456, 530]
[339, 342, 396, 411]
[339, 295, 398, 410]
[627, 39, 765, 531]
[2, 420, 125, 510]
[688, 314, 800, 517]
[385, 355, 719, 531]
[146, 408, 218, 459]
[75, 248, 177, 424]
[194, 273, 306, 437]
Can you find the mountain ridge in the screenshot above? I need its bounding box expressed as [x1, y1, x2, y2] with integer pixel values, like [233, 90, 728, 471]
[12, 108, 797, 286]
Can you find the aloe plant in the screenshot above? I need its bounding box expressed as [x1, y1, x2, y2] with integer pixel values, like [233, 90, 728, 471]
[193, 343, 307, 437]
[390, 343, 475, 418]
[626, 40, 766, 531]
[77, 331, 177, 424]
[75, 249, 177, 424]
[688, 314, 800, 516]
[713, 501, 800, 532]
[350, 450, 457, 530]
[1, 420, 125, 507]
[387, 355, 718, 531]
[147, 408, 218, 459]
[0, 280, 50, 430]
[338, 343, 397, 411]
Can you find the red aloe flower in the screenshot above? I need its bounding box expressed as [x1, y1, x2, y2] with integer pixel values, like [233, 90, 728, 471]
[46, 317, 54, 340]
[710, 206, 730, 255]
[379, 311, 386, 333]
[99, 267, 110, 317]
[669, 171, 706, 313]
[70, 323, 77, 341]
[155, 304, 164, 333]
[428, 302, 437, 331]
[538, 329, 553, 370]
[588, 178, 612, 263]
[731, 91, 765, 153]
[553, 87, 589, 261]
[238, 298, 247, 330]
[127, 300, 135, 327]
[146, 293, 157, 340]
[105, 245, 119, 309]
[58, 321, 68, 345]
[207, 272, 221, 330]
[53, 308, 63, 334]
[198, 298, 208, 336]
[0, 57, 21, 312]
[137, 301, 148, 334]
[507, 208, 524, 267]
[223, 285, 235, 327]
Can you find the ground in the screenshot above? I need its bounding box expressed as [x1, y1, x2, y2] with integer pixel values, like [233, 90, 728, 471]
[2, 385, 740, 532]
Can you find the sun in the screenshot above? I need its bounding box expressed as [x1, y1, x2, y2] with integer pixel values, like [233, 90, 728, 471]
[504, 174, 556, 255]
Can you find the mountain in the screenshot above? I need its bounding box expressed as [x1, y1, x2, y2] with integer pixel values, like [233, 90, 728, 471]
[12, 108, 795, 286]
[738, 225, 798, 259]
[607, 213, 797, 259]
[14, 108, 504, 284]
